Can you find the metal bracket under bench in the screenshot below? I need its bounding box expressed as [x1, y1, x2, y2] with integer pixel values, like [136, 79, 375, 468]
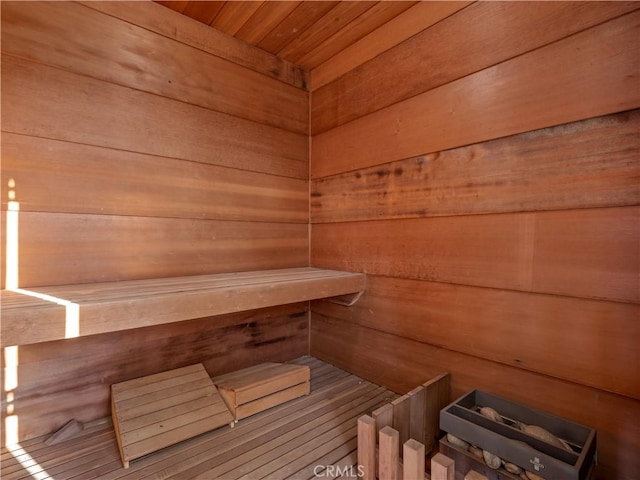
[0, 267, 366, 347]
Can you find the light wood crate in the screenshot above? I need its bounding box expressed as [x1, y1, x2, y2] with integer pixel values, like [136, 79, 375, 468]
[213, 362, 310, 421]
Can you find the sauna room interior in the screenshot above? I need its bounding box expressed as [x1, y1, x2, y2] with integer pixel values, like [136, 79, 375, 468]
[1, 1, 638, 479]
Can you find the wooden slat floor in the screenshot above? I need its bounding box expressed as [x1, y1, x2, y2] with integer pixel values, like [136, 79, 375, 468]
[1, 356, 397, 480]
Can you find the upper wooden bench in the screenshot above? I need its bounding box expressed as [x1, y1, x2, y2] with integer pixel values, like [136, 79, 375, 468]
[1, 267, 365, 347]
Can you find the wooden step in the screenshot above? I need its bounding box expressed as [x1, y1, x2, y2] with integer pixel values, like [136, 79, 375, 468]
[111, 363, 233, 468]
[213, 362, 311, 421]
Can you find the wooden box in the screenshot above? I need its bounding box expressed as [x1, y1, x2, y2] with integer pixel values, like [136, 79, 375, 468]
[111, 363, 233, 468]
[439, 390, 596, 480]
[213, 362, 310, 421]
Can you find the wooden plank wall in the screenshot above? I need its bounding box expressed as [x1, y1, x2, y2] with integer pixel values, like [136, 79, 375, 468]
[0, 2, 308, 442]
[308, 3, 640, 480]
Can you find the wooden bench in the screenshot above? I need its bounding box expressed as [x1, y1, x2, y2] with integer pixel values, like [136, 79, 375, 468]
[0, 267, 366, 347]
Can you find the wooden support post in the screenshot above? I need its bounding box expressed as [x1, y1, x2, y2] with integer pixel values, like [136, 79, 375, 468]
[403, 439, 425, 480]
[358, 415, 377, 480]
[379, 426, 400, 480]
[464, 472, 489, 480]
[431, 452, 455, 480]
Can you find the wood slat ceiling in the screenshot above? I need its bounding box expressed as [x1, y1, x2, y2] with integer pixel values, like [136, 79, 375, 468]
[156, 1, 418, 70]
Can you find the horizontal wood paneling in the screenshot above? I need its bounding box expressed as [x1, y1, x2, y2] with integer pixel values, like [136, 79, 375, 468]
[314, 212, 532, 291]
[1, 133, 308, 223]
[311, 10, 640, 178]
[309, 1, 470, 91]
[81, 1, 308, 89]
[311, 2, 639, 134]
[2, 54, 308, 179]
[1, 1, 308, 134]
[313, 275, 640, 398]
[310, 315, 640, 480]
[532, 208, 640, 302]
[1, 0, 312, 449]
[1, 212, 308, 287]
[4, 304, 308, 442]
[309, 5, 639, 479]
[311, 111, 640, 223]
[312, 206, 639, 303]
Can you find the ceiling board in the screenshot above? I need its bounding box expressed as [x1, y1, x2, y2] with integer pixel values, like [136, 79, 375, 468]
[211, 1, 265, 35]
[257, 1, 339, 54]
[156, 1, 418, 71]
[296, 1, 416, 69]
[277, 1, 376, 63]
[235, 2, 302, 44]
[182, 1, 225, 25]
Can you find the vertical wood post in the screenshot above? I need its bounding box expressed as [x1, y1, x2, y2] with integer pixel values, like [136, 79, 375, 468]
[379, 426, 399, 480]
[403, 438, 425, 480]
[431, 452, 455, 480]
[357, 415, 376, 480]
